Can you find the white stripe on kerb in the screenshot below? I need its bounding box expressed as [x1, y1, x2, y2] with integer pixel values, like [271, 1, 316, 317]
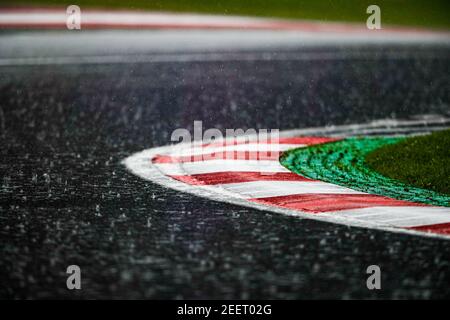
[154, 160, 290, 175]
[336, 206, 450, 228]
[216, 181, 363, 198]
[171, 143, 303, 157]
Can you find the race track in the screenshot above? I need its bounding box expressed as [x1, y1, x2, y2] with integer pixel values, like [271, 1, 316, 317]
[0, 28, 450, 299]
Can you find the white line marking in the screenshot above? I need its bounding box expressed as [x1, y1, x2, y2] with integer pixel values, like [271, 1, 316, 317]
[1, 51, 449, 67]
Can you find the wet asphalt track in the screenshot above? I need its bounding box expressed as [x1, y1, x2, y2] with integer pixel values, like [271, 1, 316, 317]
[0, 30, 450, 299]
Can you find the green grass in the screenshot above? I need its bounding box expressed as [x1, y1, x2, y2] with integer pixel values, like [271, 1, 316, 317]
[280, 136, 450, 206]
[366, 129, 450, 195]
[1, 0, 450, 29]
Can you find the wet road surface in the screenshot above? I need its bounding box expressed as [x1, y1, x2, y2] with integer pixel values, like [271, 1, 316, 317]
[0, 30, 449, 299]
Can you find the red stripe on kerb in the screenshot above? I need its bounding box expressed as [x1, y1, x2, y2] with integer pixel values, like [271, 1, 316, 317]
[408, 222, 450, 235]
[170, 172, 313, 185]
[152, 137, 339, 163]
[279, 137, 338, 145]
[250, 194, 426, 213]
[203, 136, 338, 148]
[152, 151, 281, 163]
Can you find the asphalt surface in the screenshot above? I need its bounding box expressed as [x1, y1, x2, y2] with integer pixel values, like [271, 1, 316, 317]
[0, 30, 449, 299]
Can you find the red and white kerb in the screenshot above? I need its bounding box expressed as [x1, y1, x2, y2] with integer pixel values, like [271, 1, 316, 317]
[124, 123, 450, 239]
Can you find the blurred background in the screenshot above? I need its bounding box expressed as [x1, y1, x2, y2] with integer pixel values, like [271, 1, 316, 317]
[1, 0, 449, 29]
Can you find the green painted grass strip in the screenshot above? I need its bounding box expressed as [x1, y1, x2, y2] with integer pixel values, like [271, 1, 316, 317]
[280, 137, 450, 207]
